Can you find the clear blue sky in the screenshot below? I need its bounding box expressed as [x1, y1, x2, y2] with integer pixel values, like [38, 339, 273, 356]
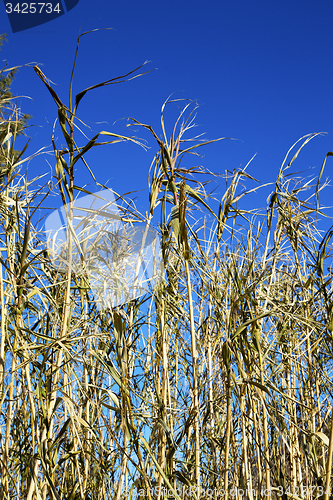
[1, 0, 333, 222]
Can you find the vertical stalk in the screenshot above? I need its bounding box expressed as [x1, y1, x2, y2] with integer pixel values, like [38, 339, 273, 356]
[324, 407, 333, 500]
[224, 368, 232, 500]
[241, 386, 253, 500]
[157, 293, 167, 499]
[252, 396, 263, 493]
[185, 259, 200, 498]
[259, 352, 271, 496]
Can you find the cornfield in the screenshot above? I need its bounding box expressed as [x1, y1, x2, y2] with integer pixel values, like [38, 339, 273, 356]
[1, 33, 333, 500]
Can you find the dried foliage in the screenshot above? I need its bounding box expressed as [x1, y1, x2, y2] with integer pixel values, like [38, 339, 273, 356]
[1, 32, 333, 500]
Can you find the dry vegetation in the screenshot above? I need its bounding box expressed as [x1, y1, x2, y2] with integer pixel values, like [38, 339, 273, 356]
[1, 32, 333, 500]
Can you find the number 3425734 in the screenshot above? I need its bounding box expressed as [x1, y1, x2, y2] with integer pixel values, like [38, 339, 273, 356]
[5, 3, 61, 14]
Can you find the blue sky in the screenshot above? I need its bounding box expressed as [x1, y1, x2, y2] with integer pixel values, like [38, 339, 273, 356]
[1, 0, 333, 224]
